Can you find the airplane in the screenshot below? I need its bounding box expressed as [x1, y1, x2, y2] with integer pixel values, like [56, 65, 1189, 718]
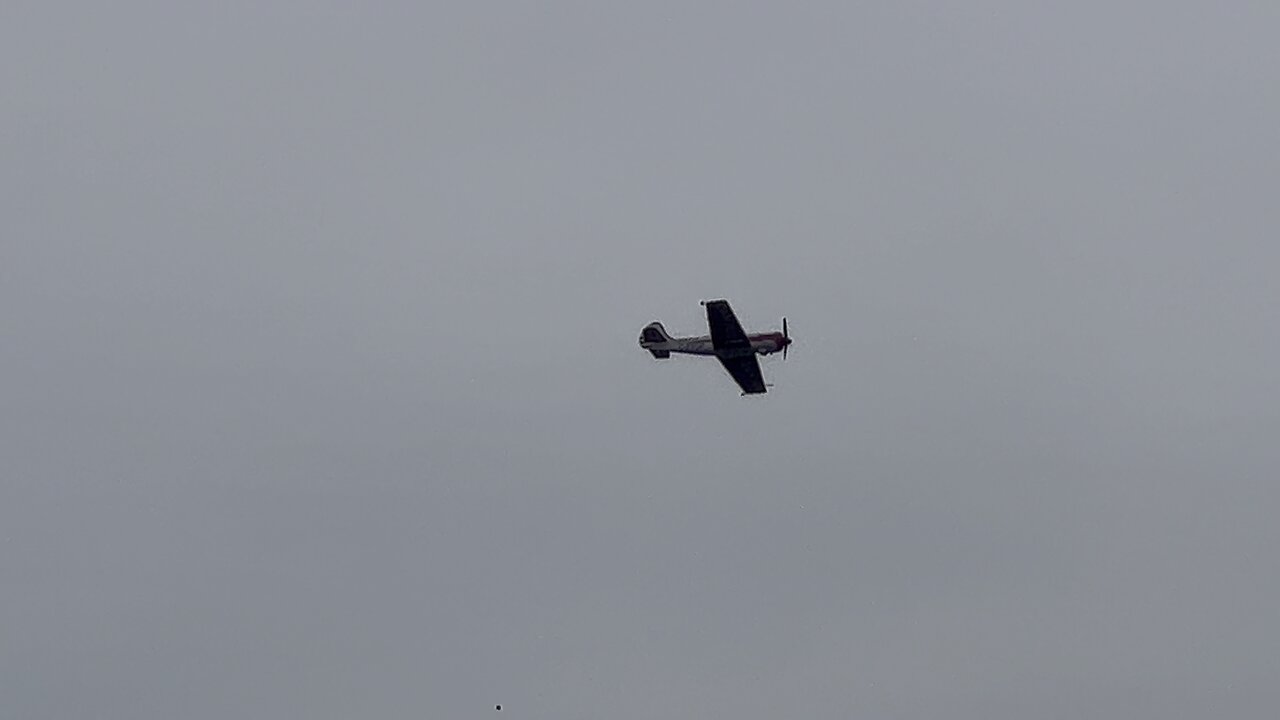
[638, 299, 791, 395]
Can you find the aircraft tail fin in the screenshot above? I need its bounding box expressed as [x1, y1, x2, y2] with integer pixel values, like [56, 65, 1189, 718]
[639, 322, 673, 359]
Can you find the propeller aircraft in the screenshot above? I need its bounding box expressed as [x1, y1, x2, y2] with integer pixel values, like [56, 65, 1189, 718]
[638, 299, 791, 395]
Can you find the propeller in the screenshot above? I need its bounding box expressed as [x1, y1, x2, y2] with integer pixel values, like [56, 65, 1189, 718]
[782, 317, 790, 359]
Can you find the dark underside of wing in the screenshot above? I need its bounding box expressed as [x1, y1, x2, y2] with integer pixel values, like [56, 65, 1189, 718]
[704, 299, 751, 351]
[718, 354, 767, 394]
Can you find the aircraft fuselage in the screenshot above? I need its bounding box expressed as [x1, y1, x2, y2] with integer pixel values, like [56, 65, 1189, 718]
[642, 332, 789, 357]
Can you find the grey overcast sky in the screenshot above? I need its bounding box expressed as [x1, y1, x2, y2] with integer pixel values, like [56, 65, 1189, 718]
[4, 2, 1280, 718]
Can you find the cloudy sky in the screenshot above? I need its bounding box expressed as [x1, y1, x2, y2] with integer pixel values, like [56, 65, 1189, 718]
[4, 2, 1279, 718]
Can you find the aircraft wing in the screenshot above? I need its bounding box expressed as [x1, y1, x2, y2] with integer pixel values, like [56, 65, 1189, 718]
[704, 299, 751, 351]
[717, 354, 767, 394]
